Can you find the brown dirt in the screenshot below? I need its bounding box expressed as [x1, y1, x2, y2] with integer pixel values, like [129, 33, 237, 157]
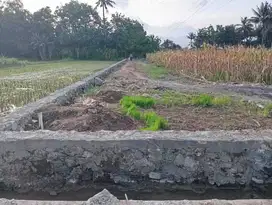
[155, 104, 272, 131]
[25, 99, 139, 132]
[95, 90, 124, 103]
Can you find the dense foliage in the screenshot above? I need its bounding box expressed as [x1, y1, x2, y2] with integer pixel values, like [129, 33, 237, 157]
[188, 1, 272, 48]
[0, 0, 162, 60]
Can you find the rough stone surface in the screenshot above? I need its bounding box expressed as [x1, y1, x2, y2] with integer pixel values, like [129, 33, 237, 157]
[84, 189, 119, 205]
[0, 130, 271, 193]
[0, 60, 127, 131]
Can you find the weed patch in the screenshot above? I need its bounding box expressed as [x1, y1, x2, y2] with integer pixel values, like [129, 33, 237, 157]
[120, 95, 167, 131]
[156, 91, 231, 107]
[138, 63, 168, 79]
[263, 104, 272, 117]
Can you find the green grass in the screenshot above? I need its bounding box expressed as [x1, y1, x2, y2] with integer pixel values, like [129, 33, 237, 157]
[137, 63, 168, 79]
[142, 112, 168, 131]
[120, 95, 168, 131]
[0, 61, 114, 112]
[263, 103, 272, 117]
[120, 96, 155, 109]
[156, 91, 232, 107]
[0, 60, 114, 77]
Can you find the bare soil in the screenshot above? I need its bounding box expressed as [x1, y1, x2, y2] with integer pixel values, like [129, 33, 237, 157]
[155, 104, 272, 131]
[26, 61, 272, 132]
[25, 98, 139, 132]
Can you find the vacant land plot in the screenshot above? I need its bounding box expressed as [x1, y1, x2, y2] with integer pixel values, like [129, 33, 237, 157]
[25, 61, 272, 132]
[0, 61, 114, 114]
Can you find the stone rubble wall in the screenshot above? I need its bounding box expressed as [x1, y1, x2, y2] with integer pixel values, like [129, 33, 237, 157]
[0, 130, 271, 194]
[0, 59, 127, 131]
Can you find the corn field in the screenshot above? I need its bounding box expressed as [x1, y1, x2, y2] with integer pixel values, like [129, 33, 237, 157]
[147, 46, 272, 84]
[0, 61, 113, 114]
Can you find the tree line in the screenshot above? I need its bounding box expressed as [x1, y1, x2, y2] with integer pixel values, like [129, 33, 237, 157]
[187, 1, 272, 48]
[0, 0, 165, 60]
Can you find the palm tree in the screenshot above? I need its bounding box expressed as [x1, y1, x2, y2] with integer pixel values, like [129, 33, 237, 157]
[95, 0, 115, 25]
[187, 32, 196, 48]
[237, 17, 254, 43]
[251, 1, 272, 45]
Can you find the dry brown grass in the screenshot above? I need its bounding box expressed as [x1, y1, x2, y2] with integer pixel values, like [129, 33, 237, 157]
[147, 46, 272, 84]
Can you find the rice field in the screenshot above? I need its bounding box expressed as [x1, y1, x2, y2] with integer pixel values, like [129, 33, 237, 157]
[0, 61, 114, 114]
[147, 46, 272, 84]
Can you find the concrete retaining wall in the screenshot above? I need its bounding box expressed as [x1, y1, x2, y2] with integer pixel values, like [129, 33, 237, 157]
[0, 60, 127, 131]
[0, 130, 271, 194]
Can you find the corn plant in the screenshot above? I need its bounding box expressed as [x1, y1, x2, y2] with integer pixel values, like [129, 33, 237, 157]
[147, 46, 272, 84]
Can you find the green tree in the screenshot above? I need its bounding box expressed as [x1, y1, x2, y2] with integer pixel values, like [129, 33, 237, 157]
[55, 0, 101, 59]
[95, 0, 115, 25]
[161, 39, 181, 50]
[187, 32, 195, 48]
[0, 0, 32, 57]
[237, 17, 254, 43]
[31, 6, 55, 60]
[251, 1, 272, 46]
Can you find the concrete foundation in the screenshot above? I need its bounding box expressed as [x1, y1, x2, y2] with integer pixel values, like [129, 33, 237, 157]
[0, 130, 271, 194]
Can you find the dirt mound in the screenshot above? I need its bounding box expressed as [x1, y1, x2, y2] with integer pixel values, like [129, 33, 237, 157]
[25, 100, 138, 132]
[95, 90, 124, 103]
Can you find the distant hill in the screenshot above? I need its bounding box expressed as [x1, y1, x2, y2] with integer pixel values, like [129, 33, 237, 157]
[143, 22, 196, 47]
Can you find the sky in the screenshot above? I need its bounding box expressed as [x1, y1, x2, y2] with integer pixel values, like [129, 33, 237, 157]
[22, 0, 265, 46]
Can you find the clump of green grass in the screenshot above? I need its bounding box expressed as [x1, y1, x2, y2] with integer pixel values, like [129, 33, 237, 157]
[142, 112, 168, 131]
[212, 96, 232, 106]
[157, 91, 231, 107]
[191, 94, 213, 107]
[120, 96, 155, 109]
[120, 95, 167, 131]
[263, 103, 272, 117]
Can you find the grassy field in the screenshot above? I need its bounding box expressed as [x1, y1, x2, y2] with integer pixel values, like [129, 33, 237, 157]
[147, 46, 272, 84]
[0, 60, 114, 113]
